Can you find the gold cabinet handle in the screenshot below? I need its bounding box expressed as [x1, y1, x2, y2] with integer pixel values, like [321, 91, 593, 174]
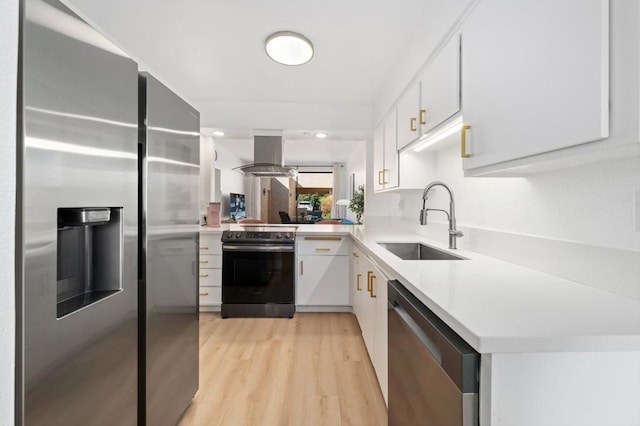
[199, 292, 209, 296]
[304, 236, 342, 241]
[315, 248, 331, 252]
[461, 124, 471, 158]
[199, 274, 209, 278]
[356, 273, 362, 291]
[366, 271, 373, 292]
[352, 252, 359, 258]
[382, 169, 389, 184]
[378, 170, 383, 185]
[300, 260, 304, 275]
[199, 260, 209, 264]
[200, 246, 209, 250]
[410, 117, 417, 132]
[419, 109, 426, 125]
[370, 274, 377, 298]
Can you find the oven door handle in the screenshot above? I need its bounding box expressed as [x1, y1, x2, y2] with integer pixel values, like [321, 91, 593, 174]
[222, 244, 295, 252]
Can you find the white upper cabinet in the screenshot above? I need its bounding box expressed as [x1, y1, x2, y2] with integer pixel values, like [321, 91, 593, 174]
[396, 82, 421, 150]
[382, 111, 399, 189]
[373, 109, 400, 192]
[373, 122, 385, 192]
[419, 34, 461, 137]
[461, 0, 610, 173]
[396, 34, 462, 151]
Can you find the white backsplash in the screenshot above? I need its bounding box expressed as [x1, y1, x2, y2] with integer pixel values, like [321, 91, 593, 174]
[366, 143, 640, 299]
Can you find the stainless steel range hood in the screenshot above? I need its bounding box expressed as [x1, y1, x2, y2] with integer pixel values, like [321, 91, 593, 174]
[235, 135, 297, 177]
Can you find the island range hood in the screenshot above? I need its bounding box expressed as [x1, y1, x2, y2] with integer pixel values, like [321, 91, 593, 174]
[235, 135, 297, 177]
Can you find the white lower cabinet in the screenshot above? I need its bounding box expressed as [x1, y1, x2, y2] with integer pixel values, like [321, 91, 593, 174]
[199, 232, 222, 310]
[351, 246, 388, 405]
[296, 236, 350, 307]
[297, 255, 349, 305]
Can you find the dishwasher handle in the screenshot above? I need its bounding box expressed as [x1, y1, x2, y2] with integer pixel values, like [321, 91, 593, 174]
[388, 280, 479, 394]
[392, 302, 443, 364]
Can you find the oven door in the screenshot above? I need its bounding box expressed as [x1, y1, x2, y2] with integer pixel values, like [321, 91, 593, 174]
[222, 244, 295, 304]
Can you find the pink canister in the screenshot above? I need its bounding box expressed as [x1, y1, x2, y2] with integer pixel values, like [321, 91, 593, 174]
[206, 202, 221, 227]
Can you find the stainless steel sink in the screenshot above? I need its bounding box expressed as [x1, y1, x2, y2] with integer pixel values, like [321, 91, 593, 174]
[378, 242, 467, 261]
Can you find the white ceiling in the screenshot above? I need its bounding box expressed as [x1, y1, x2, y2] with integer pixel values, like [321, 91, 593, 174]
[66, 0, 431, 163]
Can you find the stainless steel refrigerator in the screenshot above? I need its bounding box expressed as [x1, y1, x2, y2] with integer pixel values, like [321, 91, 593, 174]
[138, 72, 200, 426]
[18, 0, 200, 424]
[19, 0, 139, 424]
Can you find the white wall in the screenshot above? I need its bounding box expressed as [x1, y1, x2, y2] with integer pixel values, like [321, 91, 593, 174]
[343, 142, 366, 223]
[212, 141, 249, 219]
[0, 0, 18, 422]
[199, 135, 214, 218]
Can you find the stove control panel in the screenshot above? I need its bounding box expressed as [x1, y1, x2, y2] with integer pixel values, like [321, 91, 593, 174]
[221, 229, 296, 244]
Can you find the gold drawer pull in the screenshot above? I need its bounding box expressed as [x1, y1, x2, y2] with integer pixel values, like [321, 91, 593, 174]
[300, 260, 304, 275]
[382, 169, 389, 184]
[199, 274, 209, 278]
[356, 273, 362, 291]
[419, 109, 426, 125]
[199, 260, 209, 264]
[366, 271, 373, 292]
[200, 246, 209, 250]
[199, 292, 209, 296]
[410, 117, 417, 131]
[378, 170, 383, 185]
[352, 252, 359, 258]
[461, 124, 471, 158]
[369, 274, 377, 298]
[315, 248, 331, 252]
[304, 236, 342, 241]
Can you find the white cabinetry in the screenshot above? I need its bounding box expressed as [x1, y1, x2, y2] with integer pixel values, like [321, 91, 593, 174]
[373, 111, 399, 191]
[296, 236, 350, 307]
[199, 232, 222, 310]
[461, 0, 610, 174]
[396, 34, 461, 151]
[396, 82, 421, 150]
[351, 247, 388, 405]
[419, 34, 461, 137]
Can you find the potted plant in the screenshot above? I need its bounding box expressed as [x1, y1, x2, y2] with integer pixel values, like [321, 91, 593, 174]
[349, 184, 364, 224]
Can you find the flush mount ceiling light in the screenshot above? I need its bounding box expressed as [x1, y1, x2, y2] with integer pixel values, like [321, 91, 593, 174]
[265, 31, 314, 66]
[315, 132, 328, 139]
[212, 131, 225, 137]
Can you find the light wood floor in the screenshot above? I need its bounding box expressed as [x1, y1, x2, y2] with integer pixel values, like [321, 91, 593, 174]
[179, 313, 388, 426]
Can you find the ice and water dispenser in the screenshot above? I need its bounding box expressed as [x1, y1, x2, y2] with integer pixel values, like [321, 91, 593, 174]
[56, 207, 123, 318]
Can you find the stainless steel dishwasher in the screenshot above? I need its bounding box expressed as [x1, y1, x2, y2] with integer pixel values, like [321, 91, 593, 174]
[388, 280, 480, 426]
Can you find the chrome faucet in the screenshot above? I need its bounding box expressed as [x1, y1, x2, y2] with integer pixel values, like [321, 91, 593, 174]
[420, 181, 463, 249]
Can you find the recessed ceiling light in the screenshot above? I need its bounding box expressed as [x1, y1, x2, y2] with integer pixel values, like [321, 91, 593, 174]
[315, 132, 328, 139]
[265, 31, 314, 66]
[213, 131, 225, 137]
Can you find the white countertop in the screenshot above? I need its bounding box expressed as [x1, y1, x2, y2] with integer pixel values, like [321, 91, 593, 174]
[202, 224, 640, 353]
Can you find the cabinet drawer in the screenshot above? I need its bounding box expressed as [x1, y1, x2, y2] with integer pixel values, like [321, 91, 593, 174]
[199, 268, 222, 286]
[199, 234, 222, 254]
[297, 236, 349, 256]
[199, 254, 222, 268]
[199, 286, 221, 305]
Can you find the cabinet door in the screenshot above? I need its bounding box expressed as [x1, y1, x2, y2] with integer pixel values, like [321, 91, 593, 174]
[370, 266, 388, 405]
[396, 82, 421, 150]
[297, 255, 349, 306]
[350, 250, 363, 321]
[420, 34, 461, 136]
[359, 258, 376, 356]
[373, 122, 385, 192]
[383, 110, 399, 189]
[461, 0, 609, 171]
